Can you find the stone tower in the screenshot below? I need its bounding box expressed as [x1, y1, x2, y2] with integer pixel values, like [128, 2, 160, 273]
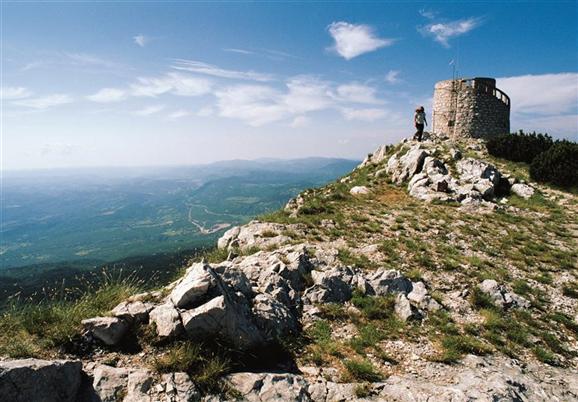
[432, 77, 510, 139]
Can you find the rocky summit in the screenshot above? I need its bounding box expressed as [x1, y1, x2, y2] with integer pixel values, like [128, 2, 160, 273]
[1, 133, 577, 401]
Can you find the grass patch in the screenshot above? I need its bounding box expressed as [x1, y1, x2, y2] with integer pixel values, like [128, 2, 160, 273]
[0, 271, 141, 358]
[343, 358, 382, 382]
[151, 341, 231, 392]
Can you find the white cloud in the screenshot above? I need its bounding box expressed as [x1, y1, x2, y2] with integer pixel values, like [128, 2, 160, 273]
[223, 48, 254, 55]
[419, 9, 437, 19]
[498, 73, 578, 115]
[86, 88, 126, 103]
[341, 107, 387, 122]
[327, 21, 394, 60]
[215, 85, 287, 126]
[134, 105, 165, 116]
[133, 34, 149, 47]
[12, 94, 73, 109]
[168, 109, 191, 119]
[420, 18, 482, 47]
[290, 116, 310, 128]
[197, 106, 214, 117]
[336, 83, 381, 104]
[130, 72, 211, 97]
[172, 59, 274, 82]
[385, 70, 401, 84]
[283, 76, 334, 114]
[1, 86, 32, 100]
[497, 73, 578, 136]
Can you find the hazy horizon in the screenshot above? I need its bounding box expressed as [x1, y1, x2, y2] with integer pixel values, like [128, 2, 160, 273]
[2, 2, 577, 170]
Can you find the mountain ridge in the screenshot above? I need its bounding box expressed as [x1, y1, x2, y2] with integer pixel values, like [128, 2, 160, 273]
[1, 134, 577, 401]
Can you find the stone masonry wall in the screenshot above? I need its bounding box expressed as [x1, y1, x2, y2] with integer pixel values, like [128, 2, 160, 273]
[432, 78, 510, 139]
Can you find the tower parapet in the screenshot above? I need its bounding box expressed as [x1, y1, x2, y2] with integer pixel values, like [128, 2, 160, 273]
[432, 77, 510, 139]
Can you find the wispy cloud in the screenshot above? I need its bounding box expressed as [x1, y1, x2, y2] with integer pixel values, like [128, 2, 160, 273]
[419, 9, 437, 20]
[133, 34, 149, 47]
[172, 59, 274, 82]
[86, 88, 127, 103]
[385, 70, 401, 84]
[341, 107, 387, 122]
[327, 21, 394, 60]
[134, 105, 165, 116]
[1, 86, 32, 100]
[12, 94, 73, 109]
[22, 52, 126, 72]
[419, 17, 482, 47]
[497, 73, 578, 136]
[336, 83, 382, 104]
[168, 109, 191, 119]
[130, 72, 212, 97]
[290, 115, 310, 128]
[223, 48, 254, 55]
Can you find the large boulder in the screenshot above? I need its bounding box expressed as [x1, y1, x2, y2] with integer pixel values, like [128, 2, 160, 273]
[111, 300, 154, 324]
[92, 365, 129, 402]
[387, 145, 429, 184]
[0, 359, 82, 402]
[456, 158, 501, 186]
[367, 269, 413, 296]
[217, 222, 291, 251]
[181, 294, 264, 350]
[82, 316, 129, 346]
[511, 183, 535, 199]
[226, 372, 311, 402]
[170, 263, 215, 308]
[252, 294, 299, 339]
[149, 303, 183, 339]
[303, 267, 356, 304]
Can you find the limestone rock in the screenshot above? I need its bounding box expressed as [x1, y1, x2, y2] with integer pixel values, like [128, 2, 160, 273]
[226, 372, 311, 402]
[457, 158, 501, 186]
[92, 365, 129, 402]
[350, 186, 370, 195]
[181, 294, 264, 350]
[82, 316, 129, 346]
[217, 221, 291, 251]
[387, 145, 429, 184]
[511, 183, 535, 199]
[394, 293, 415, 321]
[149, 303, 183, 339]
[111, 300, 154, 324]
[0, 359, 82, 402]
[478, 279, 531, 309]
[252, 294, 299, 340]
[170, 263, 215, 308]
[367, 269, 413, 296]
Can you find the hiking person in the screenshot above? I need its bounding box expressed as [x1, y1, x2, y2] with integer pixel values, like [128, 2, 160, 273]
[414, 106, 427, 142]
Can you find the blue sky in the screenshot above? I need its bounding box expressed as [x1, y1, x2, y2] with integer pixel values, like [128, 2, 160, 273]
[2, 1, 577, 170]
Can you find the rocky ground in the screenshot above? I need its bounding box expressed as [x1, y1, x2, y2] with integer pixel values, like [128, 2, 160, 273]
[1, 133, 577, 401]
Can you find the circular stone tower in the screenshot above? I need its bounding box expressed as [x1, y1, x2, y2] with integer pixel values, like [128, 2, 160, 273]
[432, 77, 510, 139]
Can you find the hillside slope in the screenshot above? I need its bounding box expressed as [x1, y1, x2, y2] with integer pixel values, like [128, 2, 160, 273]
[1, 134, 577, 401]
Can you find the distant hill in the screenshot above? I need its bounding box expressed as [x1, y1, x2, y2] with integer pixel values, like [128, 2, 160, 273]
[0, 157, 357, 297]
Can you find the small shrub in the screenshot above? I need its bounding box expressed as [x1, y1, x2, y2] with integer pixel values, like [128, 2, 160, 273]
[151, 341, 231, 392]
[470, 287, 495, 310]
[354, 383, 371, 398]
[562, 282, 578, 299]
[343, 358, 382, 382]
[486, 131, 553, 163]
[530, 141, 578, 188]
[533, 346, 557, 365]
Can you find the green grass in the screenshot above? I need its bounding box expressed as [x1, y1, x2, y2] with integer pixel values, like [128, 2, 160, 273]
[0, 271, 141, 358]
[343, 358, 382, 382]
[151, 341, 231, 392]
